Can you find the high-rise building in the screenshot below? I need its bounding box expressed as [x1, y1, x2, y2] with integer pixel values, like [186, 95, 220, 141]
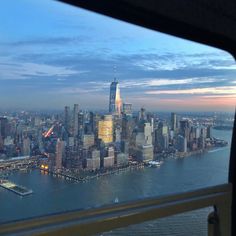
[154, 122, 169, 151]
[123, 103, 132, 116]
[83, 134, 95, 149]
[0, 117, 8, 139]
[78, 112, 84, 145]
[133, 122, 154, 161]
[139, 107, 146, 121]
[88, 112, 95, 133]
[22, 137, 30, 156]
[0, 135, 4, 151]
[86, 149, 100, 170]
[103, 146, 115, 168]
[55, 138, 65, 170]
[64, 106, 71, 133]
[98, 115, 113, 144]
[109, 79, 122, 117]
[177, 135, 187, 152]
[171, 112, 177, 131]
[114, 127, 121, 143]
[121, 114, 134, 141]
[206, 126, 212, 139]
[73, 104, 79, 137]
[179, 119, 190, 140]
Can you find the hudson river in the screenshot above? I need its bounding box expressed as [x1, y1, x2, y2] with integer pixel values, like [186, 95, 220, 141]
[0, 129, 232, 235]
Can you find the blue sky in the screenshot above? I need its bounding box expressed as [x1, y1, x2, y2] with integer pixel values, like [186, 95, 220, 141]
[0, 0, 236, 111]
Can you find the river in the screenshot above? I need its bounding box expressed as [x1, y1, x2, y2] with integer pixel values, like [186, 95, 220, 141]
[0, 129, 233, 235]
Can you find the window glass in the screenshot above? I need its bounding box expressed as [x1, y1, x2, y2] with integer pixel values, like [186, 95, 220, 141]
[99, 208, 212, 236]
[0, 0, 235, 227]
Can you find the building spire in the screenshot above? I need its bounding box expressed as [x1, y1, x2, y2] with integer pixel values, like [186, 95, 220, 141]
[113, 65, 117, 82]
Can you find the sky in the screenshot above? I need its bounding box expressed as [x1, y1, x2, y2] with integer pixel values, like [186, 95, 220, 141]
[0, 0, 235, 112]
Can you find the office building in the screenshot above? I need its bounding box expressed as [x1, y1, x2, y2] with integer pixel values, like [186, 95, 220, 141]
[86, 149, 100, 170]
[64, 106, 71, 133]
[0, 117, 8, 139]
[179, 119, 190, 141]
[78, 112, 84, 145]
[123, 103, 132, 116]
[83, 134, 95, 149]
[139, 107, 146, 121]
[207, 126, 212, 139]
[121, 114, 134, 141]
[109, 79, 122, 117]
[171, 112, 177, 131]
[22, 137, 30, 156]
[55, 138, 65, 170]
[133, 122, 154, 160]
[73, 104, 79, 137]
[154, 122, 169, 151]
[177, 135, 187, 153]
[98, 115, 113, 144]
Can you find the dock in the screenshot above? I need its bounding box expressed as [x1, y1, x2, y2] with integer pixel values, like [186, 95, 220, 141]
[0, 180, 33, 196]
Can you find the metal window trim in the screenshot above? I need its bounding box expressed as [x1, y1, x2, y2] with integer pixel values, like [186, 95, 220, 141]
[0, 183, 232, 236]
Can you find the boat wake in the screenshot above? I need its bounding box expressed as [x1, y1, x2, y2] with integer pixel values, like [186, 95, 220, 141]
[208, 148, 227, 153]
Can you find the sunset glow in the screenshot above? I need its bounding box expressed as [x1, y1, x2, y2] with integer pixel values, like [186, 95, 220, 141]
[0, 0, 235, 112]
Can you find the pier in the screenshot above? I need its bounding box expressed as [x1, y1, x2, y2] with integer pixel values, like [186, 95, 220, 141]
[0, 180, 33, 196]
[40, 163, 145, 182]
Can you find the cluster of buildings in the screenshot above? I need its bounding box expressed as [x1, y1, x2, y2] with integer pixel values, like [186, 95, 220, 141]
[0, 79, 221, 173]
[0, 116, 35, 158]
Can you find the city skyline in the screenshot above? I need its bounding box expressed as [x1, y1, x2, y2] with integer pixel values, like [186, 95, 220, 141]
[0, 0, 236, 111]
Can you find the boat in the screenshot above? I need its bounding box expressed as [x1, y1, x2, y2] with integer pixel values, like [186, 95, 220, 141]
[148, 161, 163, 168]
[114, 197, 119, 203]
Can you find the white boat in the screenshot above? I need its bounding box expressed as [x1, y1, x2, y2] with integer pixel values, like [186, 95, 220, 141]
[114, 197, 119, 203]
[148, 160, 162, 167]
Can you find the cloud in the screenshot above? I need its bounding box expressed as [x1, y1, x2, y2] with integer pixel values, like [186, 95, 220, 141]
[132, 52, 236, 72]
[85, 77, 219, 92]
[120, 77, 218, 88]
[2, 36, 90, 47]
[145, 86, 236, 95]
[52, 87, 105, 94]
[202, 94, 236, 98]
[0, 57, 84, 79]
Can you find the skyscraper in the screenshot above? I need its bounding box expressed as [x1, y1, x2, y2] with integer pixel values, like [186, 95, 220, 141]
[171, 112, 177, 131]
[0, 117, 8, 139]
[22, 136, 30, 156]
[109, 79, 122, 117]
[177, 135, 187, 153]
[121, 114, 134, 141]
[155, 122, 169, 151]
[123, 103, 132, 116]
[139, 107, 146, 121]
[55, 138, 65, 170]
[98, 115, 113, 144]
[78, 112, 84, 145]
[73, 104, 79, 137]
[64, 106, 70, 133]
[179, 119, 190, 140]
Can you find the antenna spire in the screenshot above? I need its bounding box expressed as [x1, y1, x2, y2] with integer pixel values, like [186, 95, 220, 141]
[113, 65, 117, 82]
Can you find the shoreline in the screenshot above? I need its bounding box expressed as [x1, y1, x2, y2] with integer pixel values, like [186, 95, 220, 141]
[40, 163, 145, 182]
[2, 143, 228, 184]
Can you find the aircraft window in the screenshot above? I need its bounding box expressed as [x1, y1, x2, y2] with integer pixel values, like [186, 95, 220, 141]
[0, 1, 235, 234]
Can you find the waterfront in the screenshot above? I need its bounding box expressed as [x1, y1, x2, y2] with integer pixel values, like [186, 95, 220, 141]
[0, 180, 33, 196]
[0, 129, 232, 235]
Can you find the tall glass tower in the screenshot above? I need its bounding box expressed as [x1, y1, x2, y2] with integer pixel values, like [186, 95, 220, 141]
[109, 79, 122, 116]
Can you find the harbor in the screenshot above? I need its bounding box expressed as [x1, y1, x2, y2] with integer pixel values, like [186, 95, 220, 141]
[0, 179, 33, 196]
